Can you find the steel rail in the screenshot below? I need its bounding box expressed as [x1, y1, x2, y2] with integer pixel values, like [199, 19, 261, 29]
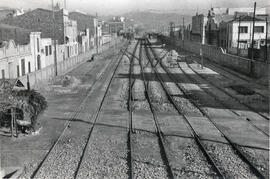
[146, 38, 266, 179]
[31, 44, 128, 179]
[138, 39, 175, 179]
[143, 38, 225, 179]
[181, 57, 269, 137]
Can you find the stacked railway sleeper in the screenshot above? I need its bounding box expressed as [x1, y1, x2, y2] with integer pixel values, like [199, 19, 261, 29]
[23, 43, 130, 179]
[144, 38, 269, 178]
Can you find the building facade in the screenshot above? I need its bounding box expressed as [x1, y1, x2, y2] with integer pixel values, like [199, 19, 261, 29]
[226, 16, 266, 49]
[1, 8, 79, 58]
[191, 13, 208, 44]
[0, 40, 32, 79]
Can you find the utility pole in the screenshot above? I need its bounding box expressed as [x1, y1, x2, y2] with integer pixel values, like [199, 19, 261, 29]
[250, 2, 256, 75]
[96, 12, 99, 54]
[265, 17, 268, 62]
[182, 17, 185, 48]
[64, 0, 66, 9]
[200, 17, 204, 69]
[52, 0, 58, 76]
[237, 15, 241, 56]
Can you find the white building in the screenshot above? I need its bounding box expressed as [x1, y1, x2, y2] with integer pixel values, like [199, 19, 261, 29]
[227, 16, 267, 49]
[0, 40, 32, 79]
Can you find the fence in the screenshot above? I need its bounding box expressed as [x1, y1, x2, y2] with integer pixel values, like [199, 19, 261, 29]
[164, 37, 268, 78]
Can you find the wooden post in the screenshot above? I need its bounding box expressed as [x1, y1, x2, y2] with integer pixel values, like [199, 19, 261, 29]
[14, 110, 18, 137]
[11, 108, 14, 138]
[182, 17, 185, 48]
[265, 17, 268, 62]
[251, 2, 256, 60]
[96, 12, 99, 54]
[27, 74, 30, 91]
[250, 2, 256, 76]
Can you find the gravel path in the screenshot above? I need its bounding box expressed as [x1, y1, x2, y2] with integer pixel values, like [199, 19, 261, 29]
[34, 129, 89, 178]
[76, 126, 128, 179]
[204, 141, 258, 178]
[132, 131, 168, 179]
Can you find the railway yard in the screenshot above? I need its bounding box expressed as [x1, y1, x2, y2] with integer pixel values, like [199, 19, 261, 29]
[1, 37, 269, 179]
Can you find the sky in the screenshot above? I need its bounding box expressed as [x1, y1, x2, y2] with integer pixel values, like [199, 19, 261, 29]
[0, 0, 269, 16]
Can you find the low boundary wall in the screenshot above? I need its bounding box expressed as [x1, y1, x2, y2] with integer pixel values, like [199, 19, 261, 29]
[160, 36, 268, 78]
[19, 38, 123, 89]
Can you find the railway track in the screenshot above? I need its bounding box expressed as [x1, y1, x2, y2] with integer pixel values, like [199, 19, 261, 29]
[182, 53, 269, 121]
[142, 38, 225, 178]
[154, 45, 269, 137]
[74, 45, 128, 178]
[180, 58, 269, 137]
[138, 39, 175, 179]
[29, 44, 128, 179]
[127, 40, 140, 179]
[144, 38, 267, 179]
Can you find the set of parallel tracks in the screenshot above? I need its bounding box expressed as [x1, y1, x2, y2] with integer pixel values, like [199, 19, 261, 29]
[30, 44, 128, 179]
[144, 38, 267, 179]
[142, 38, 225, 178]
[138, 39, 175, 179]
[179, 58, 269, 137]
[127, 40, 139, 179]
[181, 52, 269, 120]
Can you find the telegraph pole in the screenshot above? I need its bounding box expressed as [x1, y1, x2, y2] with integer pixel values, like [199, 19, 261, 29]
[250, 2, 256, 75]
[182, 17, 185, 48]
[64, 0, 66, 9]
[265, 17, 268, 62]
[52, 0, 58, 76]
[96, 12, 99, 54]
[237, 15, 241, 56]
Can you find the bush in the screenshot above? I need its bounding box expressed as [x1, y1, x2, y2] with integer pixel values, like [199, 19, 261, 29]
[0, 90, 47, 131]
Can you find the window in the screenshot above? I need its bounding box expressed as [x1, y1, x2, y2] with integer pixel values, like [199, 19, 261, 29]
[49, 45, 52, 55]
[17, 65, 20, 77]
[239, 26, 248, 33]
[239, 40, 247, 43]
[37, 55, 41, 70]
[1, 69, 5, 79]
[254, 26, 264, 33]
[28, 61, 31, 73]
[37, 38, 40, 52]
[21, 59, 25, 76]
[45, 46, 48, 56]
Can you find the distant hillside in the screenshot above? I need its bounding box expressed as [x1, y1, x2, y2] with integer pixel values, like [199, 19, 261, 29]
[121, 11, 192, 32]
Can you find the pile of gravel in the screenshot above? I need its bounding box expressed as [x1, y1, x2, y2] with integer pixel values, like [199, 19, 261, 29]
[119, 78, 129, 109]
[132, 131, 168, 178]
[172, 96, 202, 116]
[34, 132, 88, 178]
[152, 102, 176, 112]
[148, 81, 167, 103]
[133, 80, 145, 101]
[165, 137, 215, 178]
[77, 127, 128, 179]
